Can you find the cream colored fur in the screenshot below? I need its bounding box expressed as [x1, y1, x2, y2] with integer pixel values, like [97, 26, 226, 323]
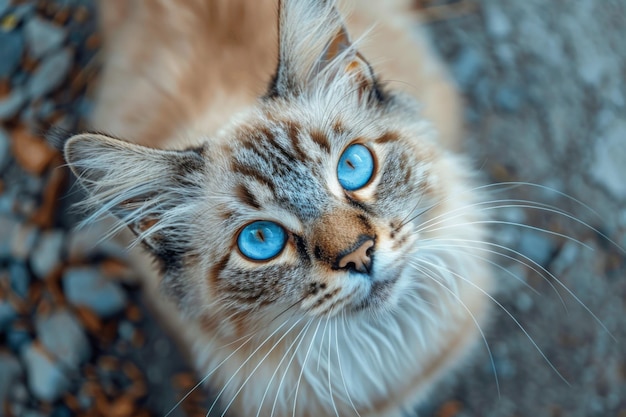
[63, 1, 492, 416]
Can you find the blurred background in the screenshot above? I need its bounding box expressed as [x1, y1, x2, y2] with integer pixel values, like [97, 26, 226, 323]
[0, 0, 624, 416]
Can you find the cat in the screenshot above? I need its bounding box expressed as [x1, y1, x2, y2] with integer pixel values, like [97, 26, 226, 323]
[61, 0, 494, 415]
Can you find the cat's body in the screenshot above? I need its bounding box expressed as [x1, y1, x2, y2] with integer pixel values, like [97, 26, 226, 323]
[63, 1, 493, 416]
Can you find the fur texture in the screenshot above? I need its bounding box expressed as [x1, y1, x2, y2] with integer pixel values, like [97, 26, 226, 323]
[63, 1, 493, 416]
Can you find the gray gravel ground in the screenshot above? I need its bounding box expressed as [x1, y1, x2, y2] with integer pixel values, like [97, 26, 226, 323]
[417, 1, 626, 416]
[1, 1, 625, 416]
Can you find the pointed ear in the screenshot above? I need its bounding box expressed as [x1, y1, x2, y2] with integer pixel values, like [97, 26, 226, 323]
[266, 0, 377, 99]
[64, 133, 205, 259]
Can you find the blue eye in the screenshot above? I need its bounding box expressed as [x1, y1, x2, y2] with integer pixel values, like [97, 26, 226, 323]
[337, 144, 375, 191]
[237, 221, 287, 261]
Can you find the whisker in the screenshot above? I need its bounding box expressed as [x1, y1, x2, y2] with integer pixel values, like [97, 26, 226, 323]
[270, 320, 315, 417]
[414, 257, 570, 384]
[421, 244, 541, 296]
[220, 317, 308, 417]
[338, 312, 363, 417]
[328, 314, 340, 417]
[206, 317, 304, 416]
[408, 262, 500, 398]
[292, 319, 323, 417]
[255, 318, 316, 417]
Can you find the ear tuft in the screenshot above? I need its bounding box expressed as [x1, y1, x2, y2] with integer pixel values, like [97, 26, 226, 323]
[266, 0, 377, 99]
[64, 133, 205, 260]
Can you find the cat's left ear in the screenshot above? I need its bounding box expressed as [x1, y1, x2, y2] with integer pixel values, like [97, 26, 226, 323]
[63, 133, 206, 261]
[266, 0, 378, 100]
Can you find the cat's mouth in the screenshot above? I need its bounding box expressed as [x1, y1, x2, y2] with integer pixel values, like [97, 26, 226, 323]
[350, 273, 402, 313]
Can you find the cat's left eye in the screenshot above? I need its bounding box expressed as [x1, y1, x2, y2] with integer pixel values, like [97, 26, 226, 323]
[337, 144, 375, 191]
[237, 221, 287, 261]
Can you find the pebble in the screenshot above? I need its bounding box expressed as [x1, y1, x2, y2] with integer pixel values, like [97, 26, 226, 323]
[36, 309, 91, 371]
[0, 29, 24, 78]
[0, 87, 27, 119]
[483, 4, 512, 39]
[0, 213, 19, 256]
[495, 86, 523, 112]
[21, 342, 70, 402]
[0, 0, 9, 17]
[0, 352, 23, 412]
[0, 299, 17, 331]
[515, 291, 534, 312]
[452, 48, 484, 88]
[9, 261, 30, 297]
[9, 3, 35, 22]
[590, 119, 626, 201]
[10, 221, 39, 260]
[551, 240, 580, 277]
[30, 229, 65, 279]
[7, 323, 32, 353]
[24, 16, 66, 59]
[63, 267, 128, 317]
[0, 127, 10, 172]
[67, 220, 128, 261]
[516, 229, 555, 267]
[27, 47, 72, 99]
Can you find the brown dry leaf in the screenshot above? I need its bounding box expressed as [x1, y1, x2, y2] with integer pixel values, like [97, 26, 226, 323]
[11, 127, 58, 175]
[436, 400, 463, 417]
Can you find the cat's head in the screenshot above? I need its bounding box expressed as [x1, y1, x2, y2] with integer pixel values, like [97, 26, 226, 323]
[64, 0, 481, 328]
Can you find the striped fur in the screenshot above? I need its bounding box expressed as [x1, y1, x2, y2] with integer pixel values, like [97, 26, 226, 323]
[63, 0, 492, 416]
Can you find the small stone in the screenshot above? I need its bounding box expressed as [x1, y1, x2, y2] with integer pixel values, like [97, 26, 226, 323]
[483, 4, 512, 39]
[23, 411, 47, 417]
[452, 48, 483, 88]
[27, 48, 72, 99]
[118, 320, 135, 341]
[9, 3, 35, 21]
[30, 229, 64, 279]
[24, 16, 66, 59]
[11, 126, 57, 175]
[63, 267, 128, 317]
[0, 299, 17, 332]
[6, 323, 32, 353]
[21, 343, 70, 402]
[50, 405, 72, 417]
[0, 127, 10, 172]
[36, 309, 91, 371]
[0, 0, 9, 17]
[550, 240, 580, 277]
[515, 291, 534, 312]
[10, 221, 39, 260]
[517, 230, 555, 267]
[590, 119, 626, 201]
[0, 214, 19, 255]
[0, 29, 24, 78]
[0, 352, 23, 412]
[9, 262, 30, 298]
[495, 86, 523, 112]
[0, 87, 27, 119]
[66, 220, 128, 261]
[36, 98, 56, 120]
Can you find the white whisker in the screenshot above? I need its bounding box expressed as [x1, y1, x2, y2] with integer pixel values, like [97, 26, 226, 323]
[408, 261, 500, 397]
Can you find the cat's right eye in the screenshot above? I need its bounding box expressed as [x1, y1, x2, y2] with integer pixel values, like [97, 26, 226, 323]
[337, 144, 375, 191]
[237, 221, 287, 261]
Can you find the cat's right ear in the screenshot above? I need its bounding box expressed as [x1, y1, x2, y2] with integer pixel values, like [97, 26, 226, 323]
[266, 0, 378, 99]
[64, 133, 206, 259]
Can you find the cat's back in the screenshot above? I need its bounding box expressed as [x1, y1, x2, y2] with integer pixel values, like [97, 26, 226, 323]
[92, 0, 461, 150]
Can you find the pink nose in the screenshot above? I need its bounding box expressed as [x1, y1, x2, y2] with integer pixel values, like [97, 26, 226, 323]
[337, 239, 374, 274]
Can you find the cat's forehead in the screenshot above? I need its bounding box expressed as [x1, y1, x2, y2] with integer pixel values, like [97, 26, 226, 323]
[225, 117, 339, 221]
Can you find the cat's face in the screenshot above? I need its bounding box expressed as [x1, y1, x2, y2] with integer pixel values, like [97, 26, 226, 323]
[63, 0, 479, 329]
[201, 91, 440, 320]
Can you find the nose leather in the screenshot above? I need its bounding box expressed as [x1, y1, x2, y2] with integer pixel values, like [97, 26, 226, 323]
[337, 239, 374, 274]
